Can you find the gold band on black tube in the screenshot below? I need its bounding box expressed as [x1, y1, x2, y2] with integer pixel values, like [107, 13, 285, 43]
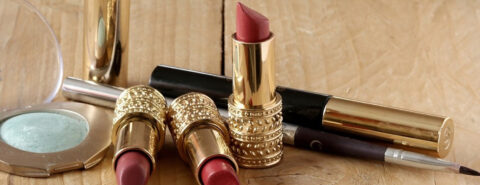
[323, 96, 454, 158]
[228, 34, 283, 168]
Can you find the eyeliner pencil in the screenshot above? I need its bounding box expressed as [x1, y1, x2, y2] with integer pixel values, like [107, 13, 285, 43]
[282, 123, 479, 176]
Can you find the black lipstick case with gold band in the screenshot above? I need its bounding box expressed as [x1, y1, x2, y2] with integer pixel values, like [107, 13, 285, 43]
[150, 65, 454, 158]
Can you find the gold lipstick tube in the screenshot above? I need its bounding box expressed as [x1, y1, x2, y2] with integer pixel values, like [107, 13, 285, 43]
[84, 0, 130, 85]
[112, 86, 167, 171]
[228, 34, 283, 168]
[167, 93, 239, 184]
[323, 96, 454, 157]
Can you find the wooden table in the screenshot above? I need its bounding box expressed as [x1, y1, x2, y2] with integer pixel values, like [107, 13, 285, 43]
[1, 0, 480, 184]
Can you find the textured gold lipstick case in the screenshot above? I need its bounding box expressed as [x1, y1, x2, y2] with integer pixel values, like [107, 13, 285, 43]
[84, 0, 130, 84]
[228, 34, 283, 168]
[167, 93, 238, 184]
[112, 85, 167, 170]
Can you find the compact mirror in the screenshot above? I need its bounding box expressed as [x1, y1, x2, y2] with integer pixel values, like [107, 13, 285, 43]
[0, 102, 112, 177]
[0, 0, 112, 178]
[0, 0, 63, 112]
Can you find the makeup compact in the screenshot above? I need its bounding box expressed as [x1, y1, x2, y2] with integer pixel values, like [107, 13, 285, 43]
[0, 0, 111, 177]
[0, 102, 112, 177]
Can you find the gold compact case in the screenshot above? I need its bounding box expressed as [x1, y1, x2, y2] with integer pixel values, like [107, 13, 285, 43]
[0, 102, 112, 177]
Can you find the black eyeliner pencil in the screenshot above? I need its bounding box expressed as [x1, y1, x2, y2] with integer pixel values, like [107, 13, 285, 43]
[281, 123, 479, 176]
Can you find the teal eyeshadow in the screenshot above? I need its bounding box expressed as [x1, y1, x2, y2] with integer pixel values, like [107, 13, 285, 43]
[0, 112, 88, 153]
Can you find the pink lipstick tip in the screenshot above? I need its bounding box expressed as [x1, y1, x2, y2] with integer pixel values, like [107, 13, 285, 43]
[115, 151, 151, 185]
[236, 2, 270, 42]
[201, 158, 240, 185]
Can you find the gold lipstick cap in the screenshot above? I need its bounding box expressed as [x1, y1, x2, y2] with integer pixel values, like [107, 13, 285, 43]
[167, 93, 239, 185]
[323, 96, 454, 158]
[112, 85, 167, 171]
[83, 0, 130, 84]
[228, 34, 283, 168]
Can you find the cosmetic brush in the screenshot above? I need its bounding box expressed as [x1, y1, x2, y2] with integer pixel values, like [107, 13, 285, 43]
[282, 123, 480, 176]
[62, 77, 479, 176]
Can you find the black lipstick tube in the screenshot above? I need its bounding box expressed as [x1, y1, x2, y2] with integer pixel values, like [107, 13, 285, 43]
[149, 65, 453, 157]
[149, 65, 331, 129]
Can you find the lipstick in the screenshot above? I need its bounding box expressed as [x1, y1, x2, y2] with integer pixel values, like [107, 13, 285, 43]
[61, 78, 473, 176]
[236, 2, 270, 42]
[226, 3, 284, 168]
[112, 85, 167, 185]
[149, 65, 454, 158]
[167, 93, 239, 185]
[62, 78, 239, 184]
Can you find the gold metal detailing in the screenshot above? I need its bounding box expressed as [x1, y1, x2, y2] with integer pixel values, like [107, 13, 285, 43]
[323, 96, 454, 158]
[228, 93, 283, 168]
[229, 33, 283, 168]
[232, 34, 276, 108]
[84, 0, 130, 84]
[112, 85, 167, 170]
[167, 93, 238, 184]
[0, 102, 112, 177]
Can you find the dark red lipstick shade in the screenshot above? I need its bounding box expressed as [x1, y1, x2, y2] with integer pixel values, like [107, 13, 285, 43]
[115, 151, 151, 185]
[201, 158, 240, 185]
[236, 2, 270, 42]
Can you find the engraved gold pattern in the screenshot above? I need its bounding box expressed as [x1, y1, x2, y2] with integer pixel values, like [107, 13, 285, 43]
[167, 93, 238, 185]
[228, 93, 283, 168]
[167, 93, 228, 160]
[111, 85, 167, 170]
[113, 85, 167, 129]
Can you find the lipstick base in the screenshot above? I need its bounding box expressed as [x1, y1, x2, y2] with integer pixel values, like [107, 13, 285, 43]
[185, 128, 238, 184]
[113, 119, 161, 170]
[228, 93, 284, 168]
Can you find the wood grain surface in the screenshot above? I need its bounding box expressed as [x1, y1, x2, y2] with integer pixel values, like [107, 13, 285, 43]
[1, 0, 479, 184]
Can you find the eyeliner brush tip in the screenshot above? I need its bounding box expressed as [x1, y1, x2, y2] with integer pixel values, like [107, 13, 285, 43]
[459, 166, 480, 176]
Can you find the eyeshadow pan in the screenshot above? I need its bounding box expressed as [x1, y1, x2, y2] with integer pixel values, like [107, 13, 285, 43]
[0, 112, 88, 153]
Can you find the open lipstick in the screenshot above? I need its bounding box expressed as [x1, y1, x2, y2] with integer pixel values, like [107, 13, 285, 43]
[111, 85, 167, 185]
[226, 3, 284, 168]
[167, 93, 240, 185]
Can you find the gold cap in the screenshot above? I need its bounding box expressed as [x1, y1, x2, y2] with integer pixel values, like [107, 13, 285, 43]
[232, 34, 276, 108]
[228, 34, 283, 168]
[83, 0, 130, 84]
[112, 85, 167, 170]
[323, 96, 454, 158]
[167, 93, 238, 185]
